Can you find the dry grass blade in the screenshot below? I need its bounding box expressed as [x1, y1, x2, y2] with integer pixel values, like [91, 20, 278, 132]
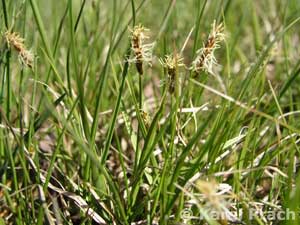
[21, 146, 107, 225]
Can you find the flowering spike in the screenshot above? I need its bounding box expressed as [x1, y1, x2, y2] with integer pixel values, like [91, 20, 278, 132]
[191, 21, 225, 76]
[4, 31, 34, 68]
[140, 109, 151, 128]
[160, 54, 185, 94]
[129, 25, 154, 75]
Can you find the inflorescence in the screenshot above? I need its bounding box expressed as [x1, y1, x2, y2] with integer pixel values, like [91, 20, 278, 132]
[4, 31, 34, 69]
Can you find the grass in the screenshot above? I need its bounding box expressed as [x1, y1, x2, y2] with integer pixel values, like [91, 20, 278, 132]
[1, 0, 300, 224]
